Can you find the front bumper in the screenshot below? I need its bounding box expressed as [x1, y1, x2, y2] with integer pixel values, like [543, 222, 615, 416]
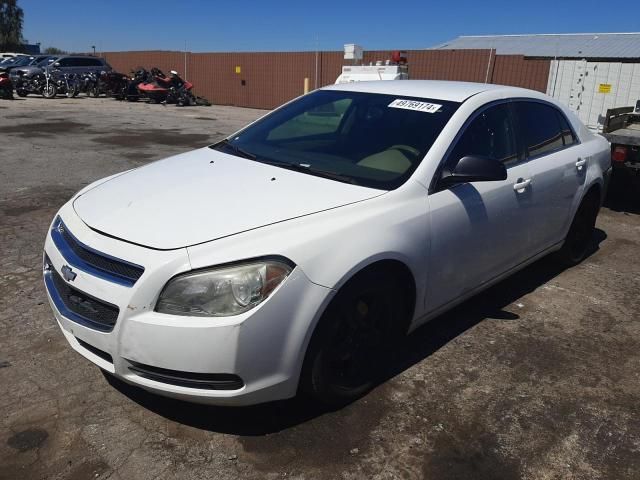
[44, 203, 333, 406]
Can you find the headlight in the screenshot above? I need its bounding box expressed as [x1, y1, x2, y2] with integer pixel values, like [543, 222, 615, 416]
[155, 259, 293, 317]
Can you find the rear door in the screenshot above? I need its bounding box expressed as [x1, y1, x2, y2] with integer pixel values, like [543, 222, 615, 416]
[512, 101, 586, 253]
[426, 102, 533, 312]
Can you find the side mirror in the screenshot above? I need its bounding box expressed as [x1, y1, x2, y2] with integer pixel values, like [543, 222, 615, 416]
[441, 155, 507, 186]
[52, 62, 61, 67]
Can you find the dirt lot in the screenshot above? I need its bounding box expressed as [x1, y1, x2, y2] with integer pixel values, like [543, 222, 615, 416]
[1, 96, 640, 480]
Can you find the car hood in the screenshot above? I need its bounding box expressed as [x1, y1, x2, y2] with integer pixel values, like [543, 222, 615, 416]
[10, 65, 42, 76]
[73, 147, 384, 250]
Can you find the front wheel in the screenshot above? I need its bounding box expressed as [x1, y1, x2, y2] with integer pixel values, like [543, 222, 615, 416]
[556, 192, 600, 266]
[300, 269, 407, 407]
[42, 83, 57, 98]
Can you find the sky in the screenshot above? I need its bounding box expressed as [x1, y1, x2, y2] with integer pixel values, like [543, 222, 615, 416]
[20, 0, 640, 54]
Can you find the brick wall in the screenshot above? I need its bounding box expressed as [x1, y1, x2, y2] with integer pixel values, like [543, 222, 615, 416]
[101, 49, 550, 110]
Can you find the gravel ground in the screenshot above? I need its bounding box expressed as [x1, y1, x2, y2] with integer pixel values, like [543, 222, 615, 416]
[1, 96, 640, 480]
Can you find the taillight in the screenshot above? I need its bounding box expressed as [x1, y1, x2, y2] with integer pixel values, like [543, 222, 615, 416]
[612, 146, 627, 163]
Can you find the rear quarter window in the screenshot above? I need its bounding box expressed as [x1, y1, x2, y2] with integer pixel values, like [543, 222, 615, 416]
[556, 110, 578, 146]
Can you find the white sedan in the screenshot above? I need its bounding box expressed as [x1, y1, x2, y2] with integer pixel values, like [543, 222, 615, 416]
[43, 81, 611, 406]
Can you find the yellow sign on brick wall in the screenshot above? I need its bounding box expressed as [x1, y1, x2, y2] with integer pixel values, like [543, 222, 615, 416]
[235, 66, 241, 74]
[598, 83, 612, 94]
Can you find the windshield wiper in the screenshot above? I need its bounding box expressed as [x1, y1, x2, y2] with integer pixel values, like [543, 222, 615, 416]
[212, 139, 256, 160]
[258, 159, 358, 185]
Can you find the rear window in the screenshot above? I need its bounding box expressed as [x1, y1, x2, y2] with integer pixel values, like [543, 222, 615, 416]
[514, 101, 565, 158]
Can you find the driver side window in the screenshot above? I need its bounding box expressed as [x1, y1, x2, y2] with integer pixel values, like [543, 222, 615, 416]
[448, 103, 518, 165]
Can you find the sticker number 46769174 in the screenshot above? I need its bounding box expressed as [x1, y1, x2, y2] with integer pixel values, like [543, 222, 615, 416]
[388, 99, 442, 113]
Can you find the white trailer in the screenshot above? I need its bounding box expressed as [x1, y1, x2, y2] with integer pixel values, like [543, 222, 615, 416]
[335, 44, 408, 84]
[335, 64, 409, 84]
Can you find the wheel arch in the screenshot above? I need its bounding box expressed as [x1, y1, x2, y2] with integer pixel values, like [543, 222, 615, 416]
[583, 180, 602, 205]
[296, 257, 418, 397]
[301, 256, 418, 357]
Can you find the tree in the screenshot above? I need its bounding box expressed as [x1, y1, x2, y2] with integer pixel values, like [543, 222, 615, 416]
[0, 0, 24, 51]
[44, 46, 66, 55]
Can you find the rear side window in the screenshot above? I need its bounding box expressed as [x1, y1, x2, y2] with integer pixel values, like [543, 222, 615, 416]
[64, 58, 85, 67]
[514, 102, 565, 158]
[448, 103, 518, 165]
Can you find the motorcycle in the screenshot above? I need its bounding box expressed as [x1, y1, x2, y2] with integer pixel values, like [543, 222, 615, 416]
[79, 71, 101, 97]
[42, 68, 80, 98]
[121, 67, 151, 101]
[97, 70, 128, 99]
[0, 71, 13, 99]
[137, 68, 195, 106]
[13, 69, 46, 97]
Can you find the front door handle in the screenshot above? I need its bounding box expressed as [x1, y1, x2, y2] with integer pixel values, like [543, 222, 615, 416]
[575, 158, 587, 170]
[513, 178, 531, 193]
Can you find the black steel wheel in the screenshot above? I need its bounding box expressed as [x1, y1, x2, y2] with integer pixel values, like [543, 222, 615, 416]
[16, 89, 28, 97]
[557, 192, 599, 266]
[301, 269, 408, 406]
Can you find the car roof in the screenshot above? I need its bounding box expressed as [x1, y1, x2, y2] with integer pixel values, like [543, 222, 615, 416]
[56, 55, 104, 60]
[323, 80, 531, 103]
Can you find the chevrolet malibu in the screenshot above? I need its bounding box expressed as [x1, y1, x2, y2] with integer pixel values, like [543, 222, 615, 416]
[43, 81, 611, 406]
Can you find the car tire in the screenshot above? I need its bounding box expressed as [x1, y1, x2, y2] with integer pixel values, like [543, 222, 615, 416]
[300, 268, 407, 407]
[556, 191, 600, 266]
[16, 89, 28, 97]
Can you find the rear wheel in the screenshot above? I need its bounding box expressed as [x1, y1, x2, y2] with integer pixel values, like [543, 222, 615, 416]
[16, 89, 28, 97]
[557, 191, 600, 266]
[300, 269, 408, 406]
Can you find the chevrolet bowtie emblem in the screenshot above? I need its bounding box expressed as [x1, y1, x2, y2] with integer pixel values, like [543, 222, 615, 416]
[61, 265, 77, 282]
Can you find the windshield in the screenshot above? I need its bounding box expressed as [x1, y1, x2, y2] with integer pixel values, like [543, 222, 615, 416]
[29, 56, 47, 65]
[13, 56, 36, 66]
[0, 57, 19, 66]
[211, 90, 459, 190]
[37, 56, 56, 66]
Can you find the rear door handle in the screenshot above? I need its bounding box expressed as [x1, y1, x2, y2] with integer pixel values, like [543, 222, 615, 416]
[575, 158, 587, 170]
[513, 178, 531, 192]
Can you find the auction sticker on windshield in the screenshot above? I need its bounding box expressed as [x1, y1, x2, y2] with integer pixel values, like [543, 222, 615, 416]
[388, 99, 442, 113]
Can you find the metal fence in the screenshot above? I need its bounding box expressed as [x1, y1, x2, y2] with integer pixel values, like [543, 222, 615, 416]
[101, 49, 550, 110]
